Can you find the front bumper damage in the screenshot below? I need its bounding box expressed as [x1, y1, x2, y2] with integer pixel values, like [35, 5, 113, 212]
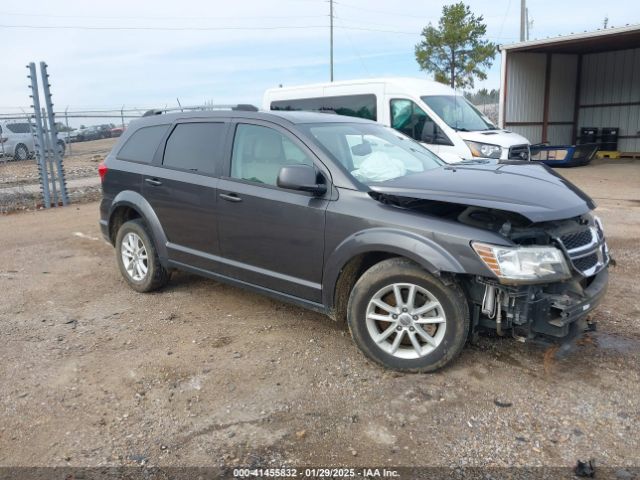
[468, 267, 609, 342]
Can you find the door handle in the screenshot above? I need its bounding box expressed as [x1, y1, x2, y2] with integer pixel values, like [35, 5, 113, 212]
[145, 178, 162, 186]
[219, 192, 242, 203]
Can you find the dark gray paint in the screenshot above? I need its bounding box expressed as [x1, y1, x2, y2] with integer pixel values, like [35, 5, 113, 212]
[99, 109, 599, 316]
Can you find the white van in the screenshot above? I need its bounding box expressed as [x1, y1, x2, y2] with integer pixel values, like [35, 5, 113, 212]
[263, 77, 530, 163]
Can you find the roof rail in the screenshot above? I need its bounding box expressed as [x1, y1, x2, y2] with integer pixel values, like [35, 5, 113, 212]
[142, 104, 258, 117]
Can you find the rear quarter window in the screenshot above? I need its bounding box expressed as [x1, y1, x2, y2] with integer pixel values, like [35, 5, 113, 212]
[117, 124, 169, 163]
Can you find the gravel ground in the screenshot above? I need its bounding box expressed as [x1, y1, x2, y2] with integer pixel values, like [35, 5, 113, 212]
[0, 160, 639, 474]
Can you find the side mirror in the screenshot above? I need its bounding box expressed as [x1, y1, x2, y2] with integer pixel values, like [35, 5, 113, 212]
[277, 164, 326, 195]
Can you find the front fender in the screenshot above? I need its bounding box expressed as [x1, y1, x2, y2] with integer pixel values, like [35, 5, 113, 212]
[109, 190, 169, 261]
[322, 228, 465, 309]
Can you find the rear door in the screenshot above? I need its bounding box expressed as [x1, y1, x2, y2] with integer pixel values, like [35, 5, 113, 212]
[216, 120, 330, 302]
[142, 120, 230, 271]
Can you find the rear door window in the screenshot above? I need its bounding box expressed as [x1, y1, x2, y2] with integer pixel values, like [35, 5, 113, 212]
[117, 125, 169, 163]
[162, 122, 227, 175]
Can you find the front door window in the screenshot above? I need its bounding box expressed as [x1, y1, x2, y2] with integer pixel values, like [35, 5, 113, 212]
[231, 124, 313, 186]
[390, 99, 443, 145]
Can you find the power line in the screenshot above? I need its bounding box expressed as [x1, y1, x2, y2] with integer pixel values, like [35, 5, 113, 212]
[0, 11, 327, 21]
[335, 25, 417, 35]
[0, 22, 419, 35]
[0, 23, 328, 31]
[0, 22, 519, 40]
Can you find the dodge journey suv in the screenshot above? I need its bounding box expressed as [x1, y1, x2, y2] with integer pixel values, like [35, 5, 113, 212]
[99, 109, 609, 371]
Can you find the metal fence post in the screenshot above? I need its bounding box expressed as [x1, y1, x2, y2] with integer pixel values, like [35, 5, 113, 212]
[40, 61, 69, 205]
[27, 62, 51, 208]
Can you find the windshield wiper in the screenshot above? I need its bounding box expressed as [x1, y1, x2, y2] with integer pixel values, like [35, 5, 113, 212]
[453, 127, 470, 132]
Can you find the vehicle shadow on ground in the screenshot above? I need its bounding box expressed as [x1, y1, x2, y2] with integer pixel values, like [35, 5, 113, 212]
[164, 270, 348, 332]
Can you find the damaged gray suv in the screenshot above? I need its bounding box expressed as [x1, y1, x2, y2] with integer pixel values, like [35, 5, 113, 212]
[99, 109, 609, 372]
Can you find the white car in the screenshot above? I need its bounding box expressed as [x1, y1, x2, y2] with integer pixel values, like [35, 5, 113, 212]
[264, 77, 531, 163]
[0, 120, 66, 161]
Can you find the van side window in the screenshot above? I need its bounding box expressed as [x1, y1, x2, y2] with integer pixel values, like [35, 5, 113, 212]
[324, 95, 377, 120]
[390, 99, 441, 144]
[271, 98, 324, 112]
[271, 94, 377, 121]
[163, 123, 226, 175]
[231, 124, 313, 186]
[117, 125, 169, 163]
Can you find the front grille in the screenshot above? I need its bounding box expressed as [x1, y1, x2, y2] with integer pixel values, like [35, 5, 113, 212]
[561, 229, 593, 250]
[556, 226, 608, 277]
[573, 253, 598, 272]
[509, 144, 530, 161]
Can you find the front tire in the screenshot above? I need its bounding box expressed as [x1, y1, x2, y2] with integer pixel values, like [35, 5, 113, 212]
[115, 219, 170, 292]
[347, 258, 469, 372]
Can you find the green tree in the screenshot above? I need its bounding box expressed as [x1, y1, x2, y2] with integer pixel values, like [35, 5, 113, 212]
[415, 2, 496, 90]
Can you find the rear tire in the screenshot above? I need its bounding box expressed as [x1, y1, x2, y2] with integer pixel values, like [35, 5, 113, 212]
[115, 219, 170, 293]
[14, 144, 29, 161]
[347, 257, 469, 372]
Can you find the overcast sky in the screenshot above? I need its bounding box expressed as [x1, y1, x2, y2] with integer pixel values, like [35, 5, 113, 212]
[1, 0, 638, 119]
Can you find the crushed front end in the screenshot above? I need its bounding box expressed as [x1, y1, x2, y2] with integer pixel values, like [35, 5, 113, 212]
[464, 213, 610, 342]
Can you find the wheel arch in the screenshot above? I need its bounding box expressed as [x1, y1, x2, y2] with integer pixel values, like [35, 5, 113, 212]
[323, 228, 465, 322]
[108, 190, 169, 261]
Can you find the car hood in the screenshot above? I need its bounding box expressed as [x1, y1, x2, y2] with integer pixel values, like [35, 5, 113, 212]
[368, 160, 595, 223]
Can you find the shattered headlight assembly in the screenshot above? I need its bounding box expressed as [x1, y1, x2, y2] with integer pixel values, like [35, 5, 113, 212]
[472, 242, 571, 284]
[464, 141, 502, 159]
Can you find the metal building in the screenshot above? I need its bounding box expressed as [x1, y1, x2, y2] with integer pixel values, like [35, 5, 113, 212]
[499, 24, 640, 153]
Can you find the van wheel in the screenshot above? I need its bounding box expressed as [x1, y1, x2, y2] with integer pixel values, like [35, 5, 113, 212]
[14, 144, 29, 161]
[347, 258, 469, 372]
[115, 219, 170, 292]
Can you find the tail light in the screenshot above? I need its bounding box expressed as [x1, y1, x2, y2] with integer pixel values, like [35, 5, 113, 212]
[98, 161, 108, 182]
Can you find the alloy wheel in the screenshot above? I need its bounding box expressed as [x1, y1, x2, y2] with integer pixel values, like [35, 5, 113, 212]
[365, 282, 447, 359]
[120, 232, 148, 281]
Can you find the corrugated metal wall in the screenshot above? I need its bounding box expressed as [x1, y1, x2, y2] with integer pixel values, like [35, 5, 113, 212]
[505, 53, 546, 125]
[504, 46, 640, 151]
[547, 55, 578, 144]
[578, 47, 640, 152]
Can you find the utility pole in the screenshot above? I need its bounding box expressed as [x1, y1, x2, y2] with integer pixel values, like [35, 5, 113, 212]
[330, 0, 334, 82]
[525, 7, 530, 40]
[520, 0, 526, 41]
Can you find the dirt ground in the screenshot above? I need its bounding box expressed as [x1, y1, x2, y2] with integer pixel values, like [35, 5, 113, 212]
[0, 160, 639, 473]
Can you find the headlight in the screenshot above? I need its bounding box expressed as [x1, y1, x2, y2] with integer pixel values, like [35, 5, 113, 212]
[464, 141, 502, 159]
[472, 242, 571, 284]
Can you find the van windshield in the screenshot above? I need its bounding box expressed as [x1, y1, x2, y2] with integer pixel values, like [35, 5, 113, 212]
[421, 95, 495, 132]
[304, 123, 443, 185]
